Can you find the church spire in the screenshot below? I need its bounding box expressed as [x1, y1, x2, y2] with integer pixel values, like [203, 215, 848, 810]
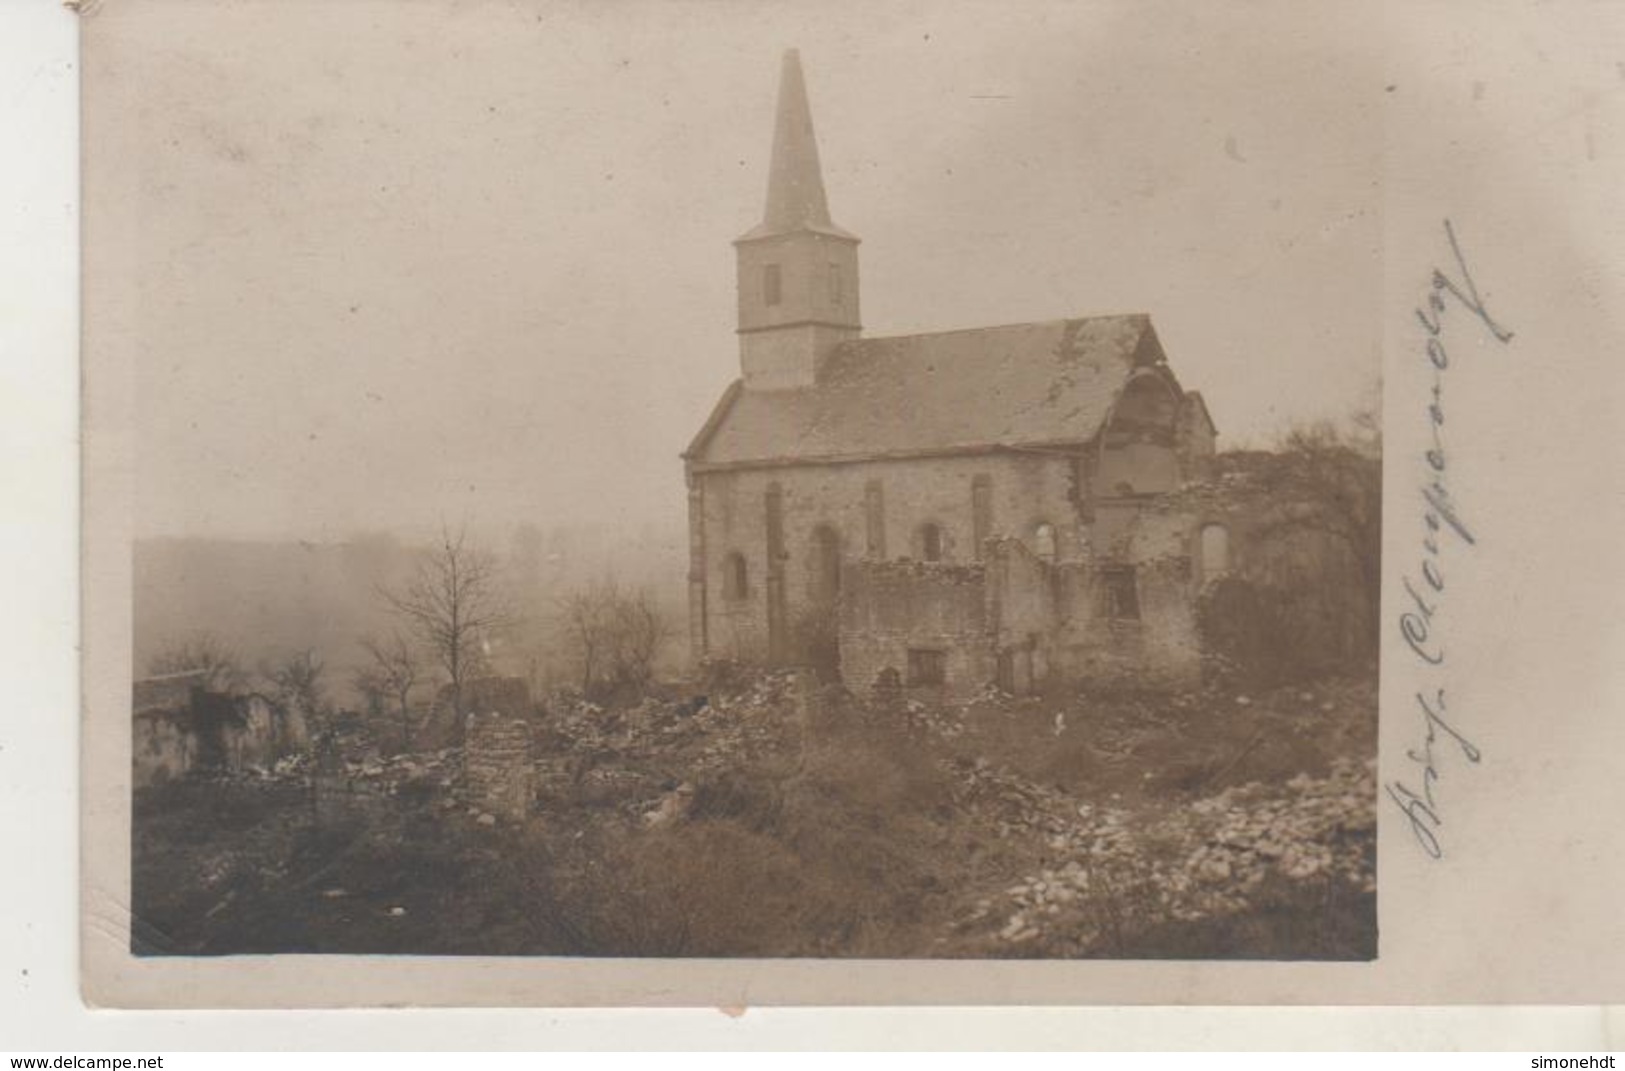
[740, 49, 857, 242]
[733, 49, 861, 390]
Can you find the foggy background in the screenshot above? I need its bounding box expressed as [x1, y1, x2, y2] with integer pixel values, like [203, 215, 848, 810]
[116, 0, 1381, 686]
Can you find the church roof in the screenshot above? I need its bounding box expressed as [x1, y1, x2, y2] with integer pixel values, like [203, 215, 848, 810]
[736, 49, 858, 244]
[686, 313, 1176, 469]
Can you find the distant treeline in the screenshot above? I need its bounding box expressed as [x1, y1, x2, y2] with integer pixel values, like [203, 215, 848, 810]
[134, 523, 689, 707]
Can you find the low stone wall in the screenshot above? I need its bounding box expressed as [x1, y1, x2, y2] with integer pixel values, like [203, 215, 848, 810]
[839, 559, 992, 702]
[464, 713, 535, 821]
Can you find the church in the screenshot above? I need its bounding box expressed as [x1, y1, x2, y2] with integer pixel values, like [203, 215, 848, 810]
[683, 51, 1231, 698]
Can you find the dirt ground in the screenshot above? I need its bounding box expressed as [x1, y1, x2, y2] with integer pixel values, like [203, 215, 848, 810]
[131, 670, 1376, 959]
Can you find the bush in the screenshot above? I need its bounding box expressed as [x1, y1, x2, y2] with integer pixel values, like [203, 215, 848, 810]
[547, 703, 963, 957]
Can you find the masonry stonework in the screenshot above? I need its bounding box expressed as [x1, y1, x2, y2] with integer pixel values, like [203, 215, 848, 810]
[839, 560, 993, 703]
[463, 713, 535, 822]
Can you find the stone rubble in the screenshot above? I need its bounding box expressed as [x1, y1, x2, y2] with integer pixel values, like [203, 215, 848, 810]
[955, 755, 1375, 950]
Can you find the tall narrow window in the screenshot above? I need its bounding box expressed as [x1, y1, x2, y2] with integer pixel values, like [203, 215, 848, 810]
[1200, 523, 1231, 579]
[920, 522, 944, 563]
[864, 480, 886, 559]
[723, 552, 749, 600]
[1034, 522, 1057, 563]
[971, 474, 992, 558]
[828, 262, 843, 305]
[765, 483, 784, 564]
[763, 263, 782, 307]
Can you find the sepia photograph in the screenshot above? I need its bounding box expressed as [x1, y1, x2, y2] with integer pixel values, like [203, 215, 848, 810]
[93, 0, 1385, 966]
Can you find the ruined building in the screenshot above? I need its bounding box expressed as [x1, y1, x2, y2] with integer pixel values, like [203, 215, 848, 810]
[132, 671, 310, 787]
[684, 52, 1344, 698]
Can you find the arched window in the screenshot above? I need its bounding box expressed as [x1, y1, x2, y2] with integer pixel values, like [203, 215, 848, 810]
[810, 525, 841, 602]
[1033, 522, 1057, 563]
[919, 522, 944, 563]
[1200, 523, 1231, 578]
[723, 552, 749, 600]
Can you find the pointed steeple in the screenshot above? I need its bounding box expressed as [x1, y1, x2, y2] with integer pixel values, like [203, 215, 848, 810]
[739, 49, 857, 242]
[733, 49, 861, 390]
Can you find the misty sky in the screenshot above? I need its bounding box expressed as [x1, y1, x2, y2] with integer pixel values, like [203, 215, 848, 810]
[111, 0, 1383, 542]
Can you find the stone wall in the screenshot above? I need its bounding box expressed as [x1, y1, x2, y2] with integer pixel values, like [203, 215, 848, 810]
[132, 710, 197, 788]
[840, 522, 1208, 699]
[219, 693, 310, 771]
[700, 444, 1364, 697]
[131, 681, 309, 788]
[1051, 506, 1204, 691]
[694, 450, 1084, 665]
[839, 559, 993, 702]
[463, 713, 535, 822]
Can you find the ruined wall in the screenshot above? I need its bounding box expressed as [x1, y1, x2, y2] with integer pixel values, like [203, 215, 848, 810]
[982, 538, 1081, 693]
[1052, 505, 1204, 690]
[132, 673, 204, 712]
[1095, 440, 1181, 497]
[839, 560, 993, 702]
[1177, 397, 1217, 479]
[694, 450, 1083, 665]
[463, 713, 535, 821]
[217, 694, 300, 771]
[132, 711, 196, 788]
[131, 683, 309, 788]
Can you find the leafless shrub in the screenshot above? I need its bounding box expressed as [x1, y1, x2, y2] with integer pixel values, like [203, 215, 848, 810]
[354, 631, 423, 750]
[146, 633, 247, 692]
[263, 648, 327, 721]
[559, 578, 672, 703]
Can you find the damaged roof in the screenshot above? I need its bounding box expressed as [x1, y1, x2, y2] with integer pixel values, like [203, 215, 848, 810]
[687, 313, 1175, 468]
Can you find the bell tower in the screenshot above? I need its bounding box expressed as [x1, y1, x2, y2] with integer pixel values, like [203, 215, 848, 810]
[735, 49, 861, 391]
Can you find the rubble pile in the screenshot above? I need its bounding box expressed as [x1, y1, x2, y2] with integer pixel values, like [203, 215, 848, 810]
[958, 756, 1375, 949]
[529, 671, 804, 824]
[325, 747, 462, 796]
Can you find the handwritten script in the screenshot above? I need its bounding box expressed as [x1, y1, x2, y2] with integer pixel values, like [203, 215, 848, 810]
[1387, 220, 1513, 859]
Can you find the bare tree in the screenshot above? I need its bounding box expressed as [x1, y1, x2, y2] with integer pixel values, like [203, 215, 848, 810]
[357, 631, 423, 750]
[608, 585, 671, 694]
[561, 580, 615, 696]
[265, 648, 327, 720]
[146, 633, 247, 692]
[352, 665, 389, 719]
[561, 577, 671, 700]
[381, 524, 510, 720]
